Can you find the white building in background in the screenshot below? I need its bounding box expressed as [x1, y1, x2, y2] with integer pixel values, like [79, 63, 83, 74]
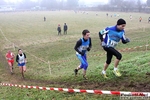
[0, 5, 16, 12]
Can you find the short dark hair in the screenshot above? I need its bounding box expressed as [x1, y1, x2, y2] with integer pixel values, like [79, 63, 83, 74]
[117, 18, 126, 25]
[18, 49, 21, 52]
[82, 29, 90, 35]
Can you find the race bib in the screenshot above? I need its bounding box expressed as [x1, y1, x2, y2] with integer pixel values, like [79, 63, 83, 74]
[19, 58, 25, 63]
[8, 58, 12, 60]
[82, 46, 88, 50]
[110, 40, 118, 47]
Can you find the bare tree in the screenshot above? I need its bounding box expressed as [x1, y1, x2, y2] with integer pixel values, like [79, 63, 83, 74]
[147, 0, 150, 6]
[108, 0, 122, 7]
[137, 0, 142, 12]
[41, 0, 58, 10]
[66, 0, 79, 9]
[0, 0, 6, 5]
[15, 0, 38, 9]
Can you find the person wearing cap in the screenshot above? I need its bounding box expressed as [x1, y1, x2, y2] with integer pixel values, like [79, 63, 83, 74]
[74, 29, 92, 80]
[5, 50, 15, 74]
[99, 18, 130, 78]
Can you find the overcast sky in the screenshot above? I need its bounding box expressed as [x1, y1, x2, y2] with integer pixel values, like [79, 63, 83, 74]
[5, 0, 147, 3]
[5, 0, 108, 3]
[80, 0, 108, 3]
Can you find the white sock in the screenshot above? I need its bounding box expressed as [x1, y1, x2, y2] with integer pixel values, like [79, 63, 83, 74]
[114, 67, 118, 71]
[102, 70, 106, 74]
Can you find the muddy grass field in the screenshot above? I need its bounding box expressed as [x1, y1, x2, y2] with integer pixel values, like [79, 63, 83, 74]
[0, 11, 150, 100]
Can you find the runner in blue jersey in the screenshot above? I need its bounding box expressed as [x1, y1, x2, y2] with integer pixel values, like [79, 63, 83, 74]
[74, 29, 92, 80]
[99, 18, 130, 78]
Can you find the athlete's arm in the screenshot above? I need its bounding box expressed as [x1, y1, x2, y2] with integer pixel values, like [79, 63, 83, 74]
[11, 52, 15, 59]
[23, 53, 26, 58]
[74, 39, 82, 54]
[89, 37, 92, 48]
[99, 28, 109, 42]
[87, 38, 92, 51]
[16, 55, 19, 63]
[99, 31, 103, 42]
[23, 53, 27, 63]
[5, 53, 8, 60]
[121, 32, 130, 44]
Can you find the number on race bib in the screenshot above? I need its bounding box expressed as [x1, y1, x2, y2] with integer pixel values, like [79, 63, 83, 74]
[82, 46, 88, 50]
[110, 40, 118, 47]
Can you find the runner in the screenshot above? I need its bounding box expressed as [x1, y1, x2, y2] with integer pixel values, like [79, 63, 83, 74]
[16, 49, 27, 79]
[139, 17, 142, 22]
[5, 50, 15, 74]
[74, 29, 92, 80]
[99, 18, 130, 78]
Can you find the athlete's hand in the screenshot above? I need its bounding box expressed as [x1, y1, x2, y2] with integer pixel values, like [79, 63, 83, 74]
[80, 52, 84, 56]
[87, 47, 90, 51]
[126, 38, 130, 43]
[122, 38, 130, 44]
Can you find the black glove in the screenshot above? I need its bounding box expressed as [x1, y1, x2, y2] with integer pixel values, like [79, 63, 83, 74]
[126, 38, 130, 43]
[87, 47, 90, 51]
[99, 32, 104, 42]
[122, 38, 130, 44]
[79, 52, 84, 56]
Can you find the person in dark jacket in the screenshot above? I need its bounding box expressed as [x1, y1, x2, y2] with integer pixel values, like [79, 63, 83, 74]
[148, 17, 150, 23]
[63, 23, 68, 35]
[57, 24, 61, 35]
[44, 16, 46, 21]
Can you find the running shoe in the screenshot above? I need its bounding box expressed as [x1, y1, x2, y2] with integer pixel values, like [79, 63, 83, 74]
[101, 72, 108, 78]
[113, 70, 122, 77]
[83, 75, 88, 80]
[74, 69, 78, 76]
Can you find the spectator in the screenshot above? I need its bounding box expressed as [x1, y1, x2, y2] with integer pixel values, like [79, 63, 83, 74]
[63, 23, 68, 35]
[57, 24, 61, 35]
[106, 13, 108, 17]
[44, 16, 46, 21]
[130, 15, 132, 21]
[148, 17, 150, 23]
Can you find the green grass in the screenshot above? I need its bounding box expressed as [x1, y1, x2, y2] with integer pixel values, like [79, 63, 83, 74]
[0, 11, 150, 100]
